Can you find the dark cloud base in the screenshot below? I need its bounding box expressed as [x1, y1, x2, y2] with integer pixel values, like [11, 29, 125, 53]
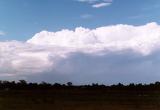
[18, 50, 160, 85]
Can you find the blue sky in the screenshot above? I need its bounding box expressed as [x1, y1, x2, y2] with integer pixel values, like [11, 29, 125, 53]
[0, 0, 160, 41]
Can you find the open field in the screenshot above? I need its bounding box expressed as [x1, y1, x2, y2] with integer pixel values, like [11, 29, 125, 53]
[1, 84, 160, 110]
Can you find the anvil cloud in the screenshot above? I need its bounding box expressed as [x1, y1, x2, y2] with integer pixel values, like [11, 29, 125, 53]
[1, 22, 160, 84]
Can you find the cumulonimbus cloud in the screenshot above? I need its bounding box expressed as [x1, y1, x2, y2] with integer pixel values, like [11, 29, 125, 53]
[27, 22, 160, 55]
[1, 22, 160, 84]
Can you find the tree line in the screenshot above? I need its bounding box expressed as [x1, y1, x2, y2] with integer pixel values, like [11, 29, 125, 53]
[0, 80, 160, 90]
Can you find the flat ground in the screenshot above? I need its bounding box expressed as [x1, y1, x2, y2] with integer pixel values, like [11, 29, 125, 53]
[0, 87, 160, 110]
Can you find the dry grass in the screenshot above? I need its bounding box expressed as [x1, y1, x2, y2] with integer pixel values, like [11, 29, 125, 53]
[0, 88, 160, 110]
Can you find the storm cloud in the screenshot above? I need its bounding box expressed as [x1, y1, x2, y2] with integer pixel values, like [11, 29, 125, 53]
[1, 22, 160, 84]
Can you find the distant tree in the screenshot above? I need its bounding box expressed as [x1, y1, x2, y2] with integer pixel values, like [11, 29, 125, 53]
[40, 81, 47, 86]
[92, 83, 98, 86]
[19, 80, 27, 85]
[67, 82, 73, 86]
[137, 83, 143, 86]
[155, 81, 160, 86]
[128, 83, 135, 88]
[118, 83, 124, 87]
[54, 83, 61, 87]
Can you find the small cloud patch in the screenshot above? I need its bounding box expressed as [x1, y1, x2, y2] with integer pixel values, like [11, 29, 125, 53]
[0, 31, 5, 36]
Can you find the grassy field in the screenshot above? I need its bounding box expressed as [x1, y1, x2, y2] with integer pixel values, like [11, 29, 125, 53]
[0, 86, 160, 110]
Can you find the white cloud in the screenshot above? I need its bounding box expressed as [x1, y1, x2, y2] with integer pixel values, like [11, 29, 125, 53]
[76, 0, 100, 3]
[81, 14, 93, 19]
[76, 0, 113, 8]
[103, 0, 112, 2]
[27, 22, 160, 55]
[0, 31, 5, 36]
[1, 22, 160, 84]
[76, 0, 112, 3]
[92, 2, 111, 8]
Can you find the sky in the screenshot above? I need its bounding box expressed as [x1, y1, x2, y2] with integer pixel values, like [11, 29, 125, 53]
[1, 0, 160, 84]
